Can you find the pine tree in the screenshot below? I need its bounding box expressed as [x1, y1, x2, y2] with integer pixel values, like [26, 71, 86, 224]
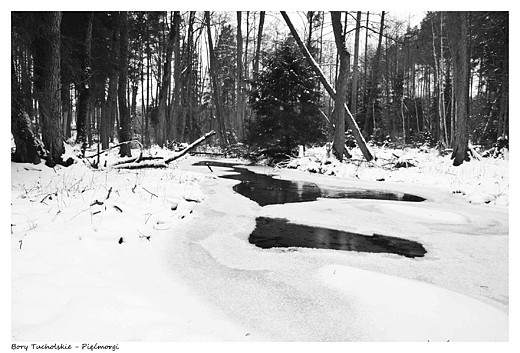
[246, 38, 327, 154]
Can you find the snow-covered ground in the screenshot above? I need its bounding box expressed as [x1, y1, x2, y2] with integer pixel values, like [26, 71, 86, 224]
[9, 143, 513, 348]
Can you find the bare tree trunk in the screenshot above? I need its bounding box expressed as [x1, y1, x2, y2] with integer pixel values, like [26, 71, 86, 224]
[61, 62, 72, 139]
[384, 35, 393, 137]
[180, 12, 196, 142]
[169, 11, 181, 142]
[351, 11, 362, 120]
[253, 11, 265, 81]
[236, 11, 245, 140]
[447, 11, 470, 166]
[330, 11, 348, 161]
[118, 11, 132, 158]
[145, 25, 151, 147]
[363, 11, 385, 138]
[140, 50, 146, 146]
[281, 11, 373, 162]
[205, 11, 227, 146]
[101, 12, 120, 150]
[497, 25, 508, 138]
[245, 12, 251, 84]
[156, 12, 176, 147]
[76, 12, 94, 151]
[33, 11, 64, 167]
[11, 60, 42, 164]
[363, 12, 369, 109]
[438, 14, 448, 145]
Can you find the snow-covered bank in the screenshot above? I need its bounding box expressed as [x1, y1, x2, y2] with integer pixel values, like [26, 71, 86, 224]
[10, 152, 256, 341]
[10, 144, 511, 344]
[285, 145, 509, 206]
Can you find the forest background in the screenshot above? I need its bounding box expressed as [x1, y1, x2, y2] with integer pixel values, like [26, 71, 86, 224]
[9, 8, 510, 168]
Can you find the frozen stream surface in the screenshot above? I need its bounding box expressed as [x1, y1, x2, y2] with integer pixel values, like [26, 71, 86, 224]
[162, 158, 509, 341]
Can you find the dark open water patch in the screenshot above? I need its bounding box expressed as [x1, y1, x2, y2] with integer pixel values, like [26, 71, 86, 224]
[250, 217, 427, 258]
[193, 160, 426, 206]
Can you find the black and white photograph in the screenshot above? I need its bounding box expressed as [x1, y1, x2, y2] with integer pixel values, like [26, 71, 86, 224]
[8, 4, 513, 350]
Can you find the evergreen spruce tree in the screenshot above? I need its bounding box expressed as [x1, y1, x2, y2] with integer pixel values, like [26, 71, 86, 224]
[246, 38, 327, 154]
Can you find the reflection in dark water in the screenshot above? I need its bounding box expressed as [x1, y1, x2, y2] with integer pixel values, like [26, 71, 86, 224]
[250, 217, 427, 258]
[192, 160, 426, 206]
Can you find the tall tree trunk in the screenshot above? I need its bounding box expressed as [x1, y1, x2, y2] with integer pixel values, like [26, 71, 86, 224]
[61, 60, 72, 139]
[100, 12, 120, 150]
[363, 11, 385, 139]
[363, 11, 369, 109]
[307, 11, 315, 49]
[330, 12, 349, 161]
[205, 11, 227, 146]
[253, 11, 265, 81]
[497, 23, 508, 138]
[156, 12, 176, 147]
[281, 11, 373, 162]
[76, 12, 94, 152]
[447, 11, 470, 166]
[351, 11, 362, 120]
[11, 60, 42, 164]
[145, 24, 151, 147]
[118, 11, 132, 157]
[236, 11, 245, 140]
[33, 11, 64, 167]
[140, 46, 146, 147]
[20, 48, 34, 122]
[169, 11, 181, 142]
[438, 13, 448, 146]
[244, 11, 250, 83]
[384, 35, 393, 137]
[180, 11, 195, 142]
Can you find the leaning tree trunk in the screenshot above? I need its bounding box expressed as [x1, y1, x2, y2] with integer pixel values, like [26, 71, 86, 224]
[118, 11, 132, 158]
[33, 11, 64, 167]
[281, 11, 374, 162]
[447, 11, 470, 166]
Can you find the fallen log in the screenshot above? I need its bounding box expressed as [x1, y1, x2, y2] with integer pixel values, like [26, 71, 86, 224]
[164, 130, 216, 164]
[112, 161, 167, 169]
[114, 130, 216, 169]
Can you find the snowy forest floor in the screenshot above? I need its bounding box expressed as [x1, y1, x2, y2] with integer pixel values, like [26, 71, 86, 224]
[9, 142, 513, 346]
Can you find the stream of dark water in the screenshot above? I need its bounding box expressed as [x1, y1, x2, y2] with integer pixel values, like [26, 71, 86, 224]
[193, 160, 426, 206]
[193, 160, 427, 257]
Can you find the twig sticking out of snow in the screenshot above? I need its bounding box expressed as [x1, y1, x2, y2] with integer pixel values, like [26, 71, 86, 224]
[142, 187, 158, 198]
